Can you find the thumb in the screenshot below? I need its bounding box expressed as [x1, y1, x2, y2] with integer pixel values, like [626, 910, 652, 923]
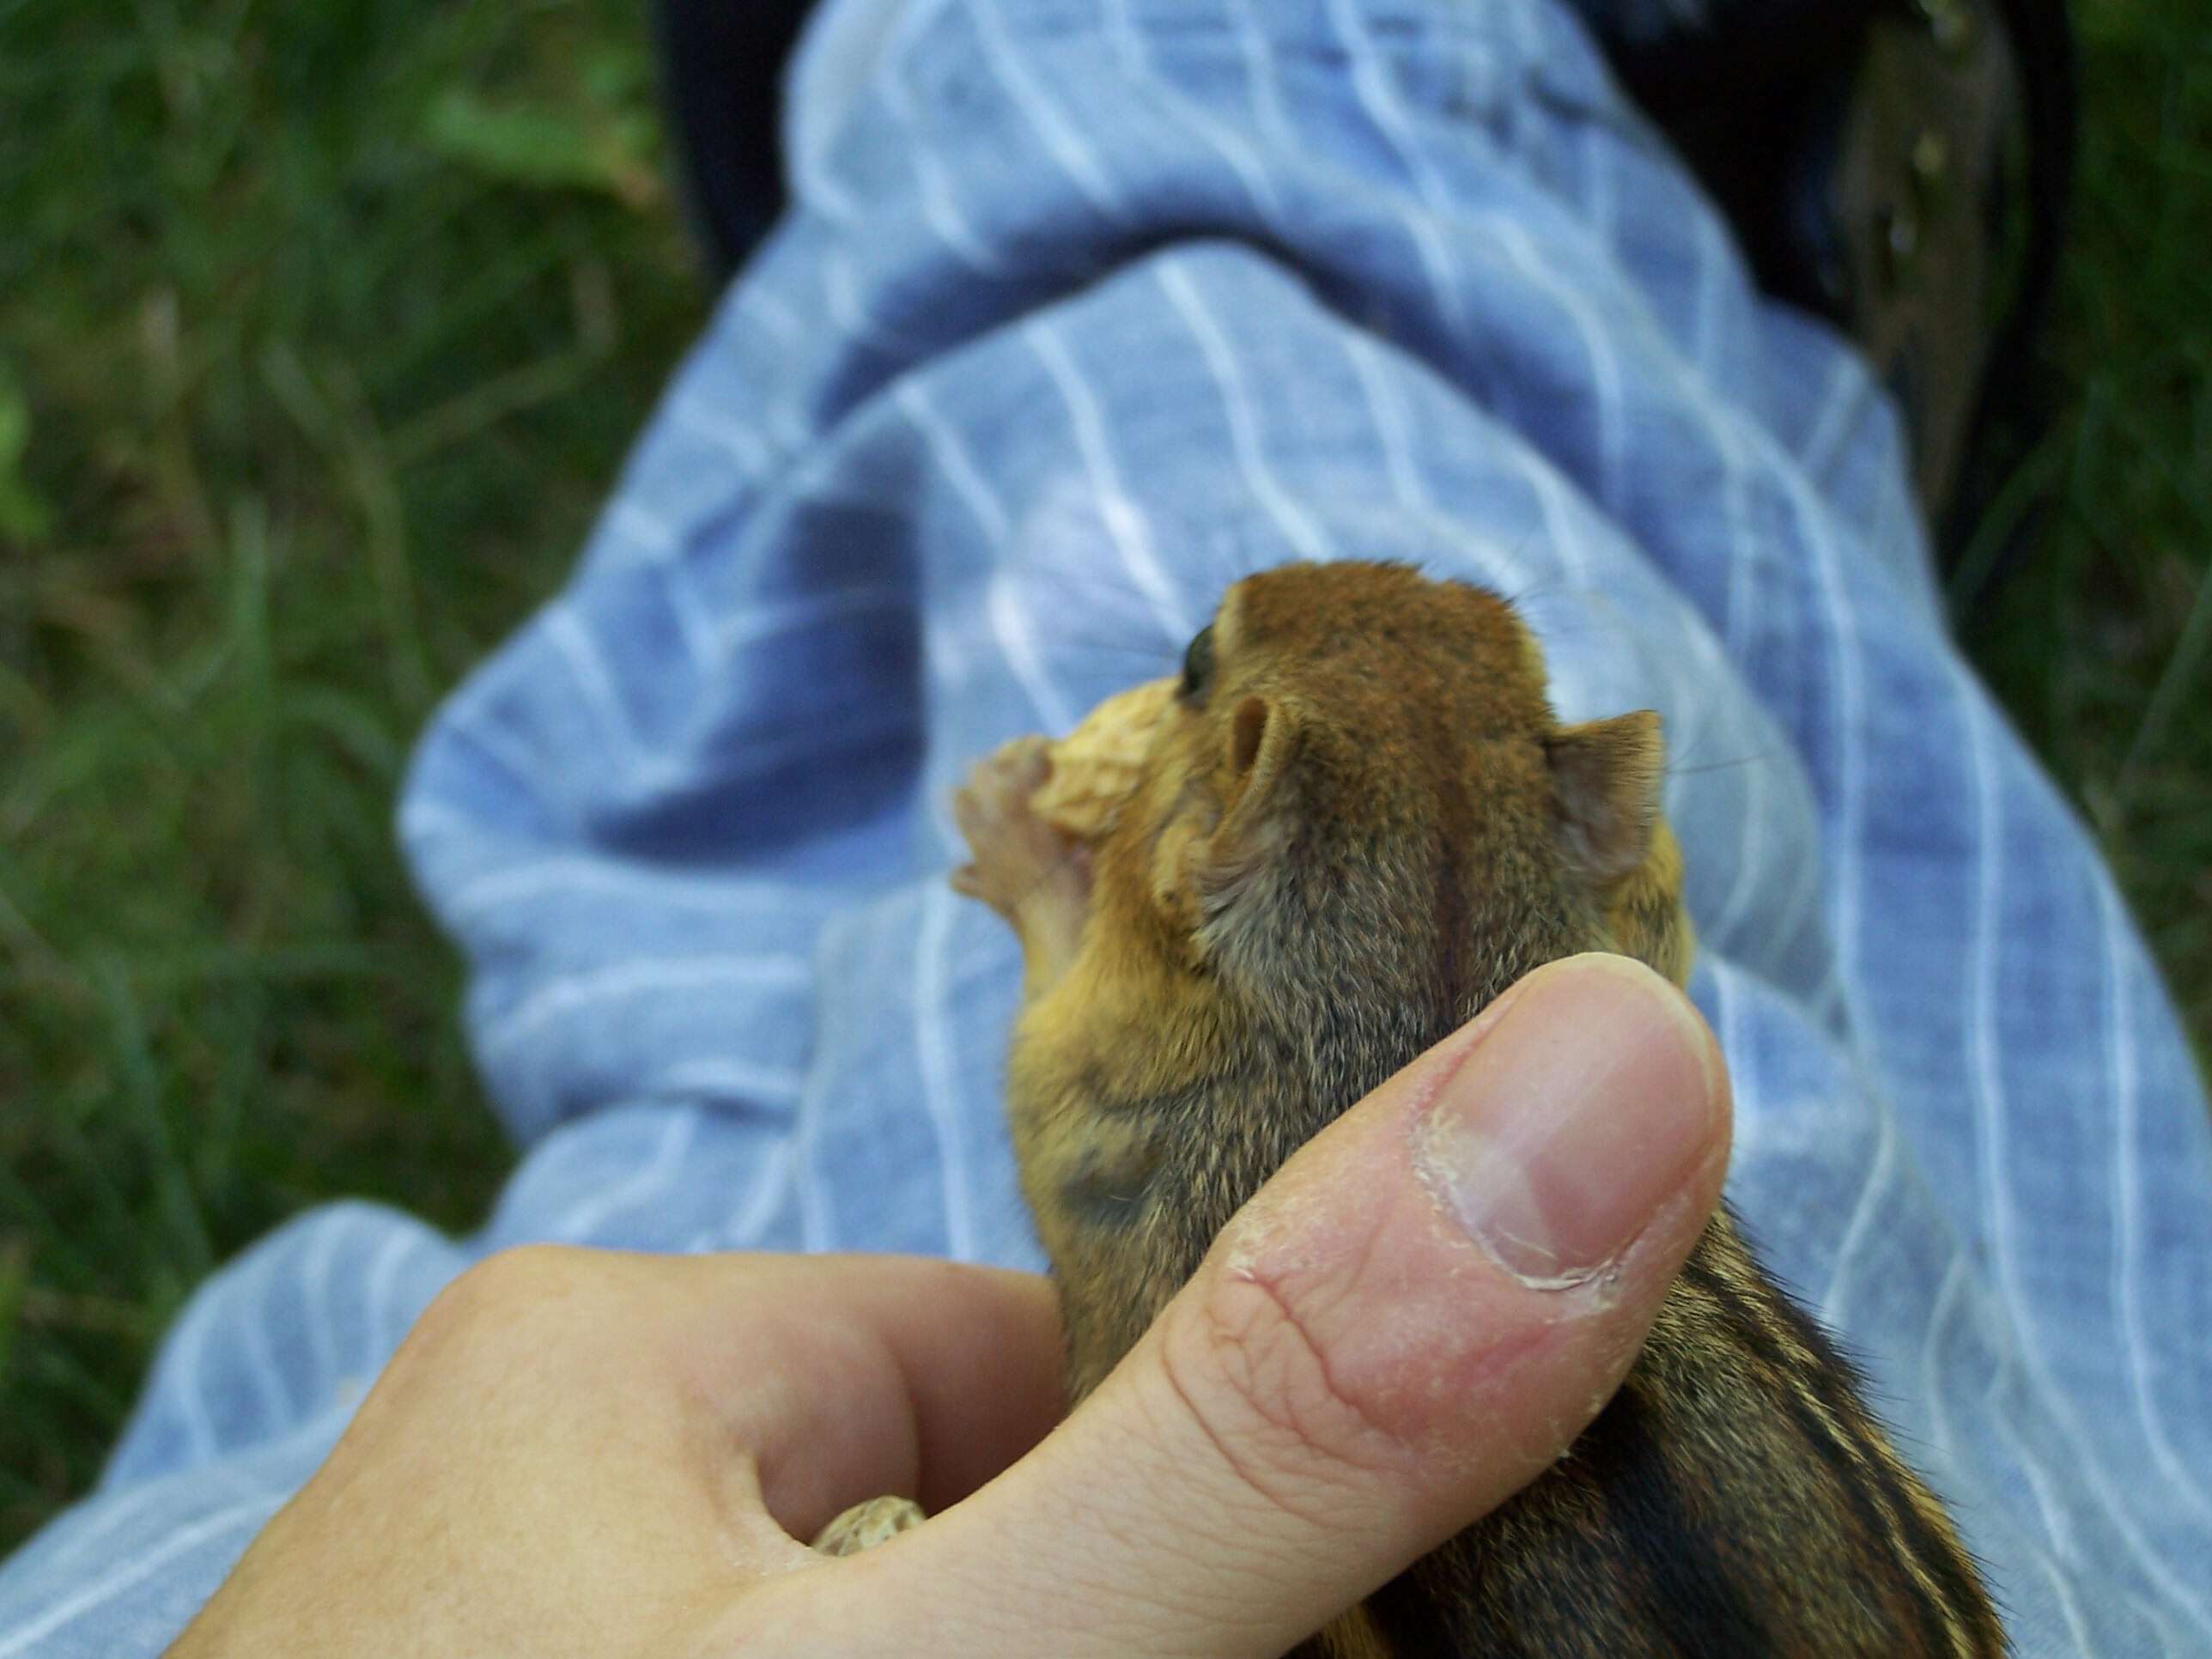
[799, 952, 1730, 1658]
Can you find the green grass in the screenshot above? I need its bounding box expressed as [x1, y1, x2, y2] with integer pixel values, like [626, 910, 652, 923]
[1, 0, 2206, 1559]
[0, 0, 699, 1546]
[1963, 0, 2212, 1047]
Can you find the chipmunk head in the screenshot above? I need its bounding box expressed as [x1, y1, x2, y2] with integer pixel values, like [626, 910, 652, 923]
[1096, 562, 1682, 1018]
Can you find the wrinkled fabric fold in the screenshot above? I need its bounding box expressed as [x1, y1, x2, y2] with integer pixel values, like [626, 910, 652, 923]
[4, 2, 2206, 1653]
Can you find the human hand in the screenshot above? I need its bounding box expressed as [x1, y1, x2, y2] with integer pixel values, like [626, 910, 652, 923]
[167, 953, 1728, 1659]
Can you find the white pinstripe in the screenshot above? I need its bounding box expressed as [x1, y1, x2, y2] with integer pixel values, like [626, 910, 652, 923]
[915, 884, 977, 1261]
[742, 283, 805, 346]
[1964, 688, 2212, 1626]
[924, 607, 971, 697]
[1499, 137, 2212, 1613]
[1722, 473, 1762, 665]
[298, 1212, 354, 1424]
[1689, 212, 1729, 383]
[592, 483, 724, 672]
[1919, 1252, 1969, 1444]
[1156, 261, 1335, 564]
[25, 1457, 258, 1589]
[652, 1057, 806, 1106]
[1444, 531, 1547, 611]
[659, 562, 721, 675]
[240, 1243, 295, 1431]
[605, 497, 679, 563]
[1500, 439, 1595, 591]
[1579, 118, 1617, 264]
[2100, 874, 2212, 1522]
[1818, 1086, 1895, 1333]
[1701, 723, 1769, 957]
[362, 1224, 426, 1359]
[1484, 216, 1630, 517]
[1708, 957, 1754, 1146]
[1992, 1361, 2087, 1567]
[165, 1282, 222, 1466]
[1103, 0, 1285, 224]
[1799, 348, 1870, 485]
[1990, 1391, 2110, 1654]
[545, 601, 641, 769]
[966, 0, 1132, 224]
[442, 697, 580, 833]
[1991, 1330, 2185, 1656]
[1343, 327, 1431, 513]
[880, 52, 1012, 277]
[441, 860, 811, 925]
[1237, 0, 1468, 353]
[723, 1138, 798, 1249]
[0, 1496, 283, 1658]
[987, 568, 1079, 734]
[476, 955, 811, 1059]
[1499, 0, 1544, 80]
[1224, 0, 1297, 155]
[1024, 317, 1194, 645]
[1623, 631, 1711, 847]
[550, 1111, 699, 1242]
[826, 247, 929, 359]
[896, 377, 1076, 730]
[1324, 0, 1468, 336]
[896, 380, 1010, 543]
[671, 393, 774, 472]
[793, 134, 866, 228]
[1035, 40, 2204, 1626]
[392, 798, 478, 850]
[1701, 426, 1779, 955]
[1284, 16, 1735, 648]
[793, 1073, 833, 1255]
[1784, 461, 1868, 993]
[21, 11, 2209, 1646]
[570, 706, 916, 815]
[713, 583, 911, 657]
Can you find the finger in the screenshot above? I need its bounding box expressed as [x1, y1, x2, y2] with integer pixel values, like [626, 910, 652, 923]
[664, 1254, 1064, 1541]
[811, 952, 1730, 1658]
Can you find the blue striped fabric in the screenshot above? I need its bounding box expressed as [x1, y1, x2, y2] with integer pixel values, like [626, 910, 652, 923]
[6, 0, 2209, 1651]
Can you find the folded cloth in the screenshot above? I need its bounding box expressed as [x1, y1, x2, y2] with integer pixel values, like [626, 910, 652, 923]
[4, 1, 2206, 1653]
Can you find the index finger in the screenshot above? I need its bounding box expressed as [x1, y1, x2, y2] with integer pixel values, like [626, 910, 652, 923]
[660, 1252, 1065, 1539]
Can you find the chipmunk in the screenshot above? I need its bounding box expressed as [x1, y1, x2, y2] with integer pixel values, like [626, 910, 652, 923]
[819, 561, 2002, 1658]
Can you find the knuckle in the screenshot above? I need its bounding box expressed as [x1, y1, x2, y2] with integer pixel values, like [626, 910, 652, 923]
[400, 1244, 607, 1371]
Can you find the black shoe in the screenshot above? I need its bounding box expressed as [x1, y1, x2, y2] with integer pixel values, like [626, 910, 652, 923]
[651, 0, 2075, 586]
[650, 0, 815, 283]
[1569, 0, 2077, 578]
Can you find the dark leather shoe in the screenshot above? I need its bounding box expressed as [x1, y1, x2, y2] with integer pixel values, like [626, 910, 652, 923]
[1572, 0, 2075, 546]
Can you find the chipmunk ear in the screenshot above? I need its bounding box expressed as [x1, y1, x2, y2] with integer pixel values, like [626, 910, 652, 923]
[1215, 694, 1292, 844]
[1152, 696, 1299, 932]
[1546, 709, 1664, 886]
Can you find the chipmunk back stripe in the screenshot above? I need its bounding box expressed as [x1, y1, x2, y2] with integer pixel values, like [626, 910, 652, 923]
[1580, 1382, 1782, 1657]
[1680, 1251, 1977, 1657]
[975, 567, 2002, 1653]
[1724, 1261, 1992, 1658]
[1759, 1280, 2001, 1656]
[1365, 1547, 1535, 1659]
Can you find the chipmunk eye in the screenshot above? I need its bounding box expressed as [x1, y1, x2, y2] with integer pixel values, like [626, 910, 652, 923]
[1179, 623, 1215, 702]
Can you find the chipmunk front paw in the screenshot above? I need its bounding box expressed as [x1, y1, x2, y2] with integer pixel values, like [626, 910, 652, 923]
[951, 737, 1099, 1001]
[951, 737, 1091, 924]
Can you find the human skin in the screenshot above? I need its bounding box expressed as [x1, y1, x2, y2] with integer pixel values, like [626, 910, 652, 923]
[165, 954, 1728, 1659]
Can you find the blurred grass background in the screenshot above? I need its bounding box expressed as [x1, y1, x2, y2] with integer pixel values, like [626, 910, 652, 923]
[0, 0, 2205, 1556]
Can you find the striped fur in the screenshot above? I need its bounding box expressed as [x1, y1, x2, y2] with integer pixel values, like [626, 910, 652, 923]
[985, 565, 2003, 1655]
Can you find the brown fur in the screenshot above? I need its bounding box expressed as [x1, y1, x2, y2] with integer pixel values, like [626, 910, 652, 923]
[944, 562, 2002, 1657]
